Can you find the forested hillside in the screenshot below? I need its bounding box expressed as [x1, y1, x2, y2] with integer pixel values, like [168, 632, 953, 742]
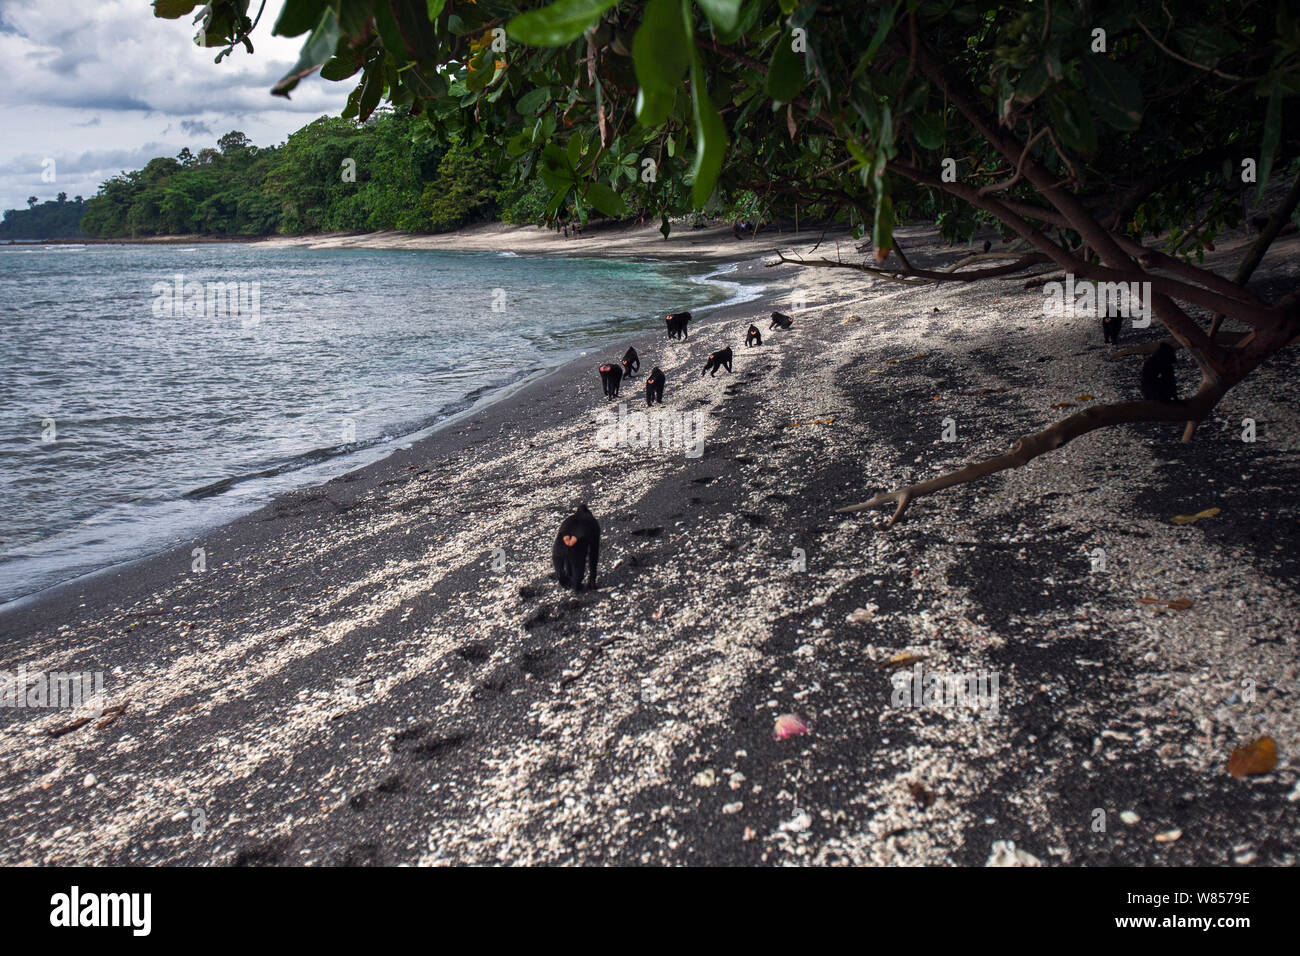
[3, 110, 551, 239]
[0, 195, 87, 240]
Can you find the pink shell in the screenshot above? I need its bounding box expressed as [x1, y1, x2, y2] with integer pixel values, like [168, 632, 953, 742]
[773, 714, 808, 740]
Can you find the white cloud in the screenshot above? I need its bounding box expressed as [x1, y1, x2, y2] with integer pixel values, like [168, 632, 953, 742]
[1, 0, 353, 211]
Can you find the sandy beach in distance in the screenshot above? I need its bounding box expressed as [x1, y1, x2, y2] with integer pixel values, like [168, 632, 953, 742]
[1, 221, 1297, 866]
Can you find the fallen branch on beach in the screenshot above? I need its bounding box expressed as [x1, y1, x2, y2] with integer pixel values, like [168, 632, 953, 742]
[96, 702, 129, 730]
[46, 701, 130, 738]
[47, 716, 93, 739]
[837, 384, 1228, 528]
[765, 247, 1049, 286]
[560, 635, 622, 687]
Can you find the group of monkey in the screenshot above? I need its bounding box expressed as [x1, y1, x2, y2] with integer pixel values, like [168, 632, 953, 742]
[558, 303, 1181, 591]
[558, 309, 797, 589]
[596, 309, 797, 406]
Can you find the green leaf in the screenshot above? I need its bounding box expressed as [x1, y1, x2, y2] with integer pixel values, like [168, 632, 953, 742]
[506, 133, 535, 156]
[863, 1, 900, 65]
[1257, 80, 1282, 202]
[1047, 88, 1097, 154]
[545, 187, 571, 219]
[465, 46, 497, 92]
[517, 87, 553, 115]
[542, 142, 573, 174]
[911, 111, 945, 150]
[320, 56, 362, 82]
[358, 62, 384, 121]
[273, 0, 324, 38]
[1174, 25, 1237, 65]
[402, 63, 448, 99]
[714, 0, 763, 44]
[585, 182, 626, 217]
[767, 30, 805, 102]
[427, 0, 447, 18]
[696, 0, 741, 32]
[507, 0, 619, 47]
[633, 0, 690, 100]
[341, 85, 361, 119]
[689, 60, 727, 207]
[873, 193, 894, 256]
[338, 0, 372, 35]
[273, 7, 342, 97]
[1082, 58, 1143, 131]
[152, 0, 199, 19]
[375, 1, 410, 59]
[539, 160, 576, 191]
[636, 88, 675, 128]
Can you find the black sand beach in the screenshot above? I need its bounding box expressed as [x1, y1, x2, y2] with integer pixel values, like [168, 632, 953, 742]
[1, 225, 1297, 866]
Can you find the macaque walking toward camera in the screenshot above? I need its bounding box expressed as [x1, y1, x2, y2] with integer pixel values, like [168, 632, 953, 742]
[645, 366, 665, 405]
[702, 346, 733, 377]
[665, 311, 691, 340]
[745, 324, 762, 347]
[553, 504, 600, 590]
[1102, 312, 1122, 345]
[599, 362, 623, 398]
[621, 346, 640, 377]
[1140, 342, 1178, 402]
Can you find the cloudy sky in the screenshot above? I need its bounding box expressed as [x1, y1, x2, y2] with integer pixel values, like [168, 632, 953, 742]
[0, 0, 351, 212]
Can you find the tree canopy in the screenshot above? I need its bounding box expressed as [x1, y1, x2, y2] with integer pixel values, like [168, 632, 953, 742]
[0, 194, 86, 239]
[70, 111, 511, 237]
[152, 1, 1299, 242]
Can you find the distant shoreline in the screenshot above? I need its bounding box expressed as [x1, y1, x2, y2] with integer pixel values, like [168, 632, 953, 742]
[5, 220, 816, 263]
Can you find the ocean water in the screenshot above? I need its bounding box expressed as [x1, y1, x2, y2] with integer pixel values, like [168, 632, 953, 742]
[0, 242, 761, 606]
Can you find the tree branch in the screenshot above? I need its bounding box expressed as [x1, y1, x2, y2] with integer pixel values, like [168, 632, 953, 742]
[1209, 170, 1300, 338]
[767, 248, 1048, 284]
[837, 383, 1227, 527]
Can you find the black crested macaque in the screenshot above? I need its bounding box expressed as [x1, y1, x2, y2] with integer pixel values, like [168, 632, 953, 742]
[553, 504, 600, 590]
[599, 362, 623, 398]
[645, 366, 665, 405]
[665, 311, 692, 340]
[1102, 311, 1122, 345]
[769, 311, 794, 330]
[982, 239, 992, 253]
[701, 346, 734, 377]
[621, 346, 640, 378]
[745, 324, 762, 347]
[1140, 342, 1178, 402]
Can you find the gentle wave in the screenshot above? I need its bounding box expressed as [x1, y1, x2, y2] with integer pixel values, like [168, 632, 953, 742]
[0, 243, 750, 607]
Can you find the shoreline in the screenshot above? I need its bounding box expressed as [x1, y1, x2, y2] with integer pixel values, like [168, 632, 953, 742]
[0, 233, 774, 610]
[8, 220, 805, 262]
[1, 224, 1296, 866]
